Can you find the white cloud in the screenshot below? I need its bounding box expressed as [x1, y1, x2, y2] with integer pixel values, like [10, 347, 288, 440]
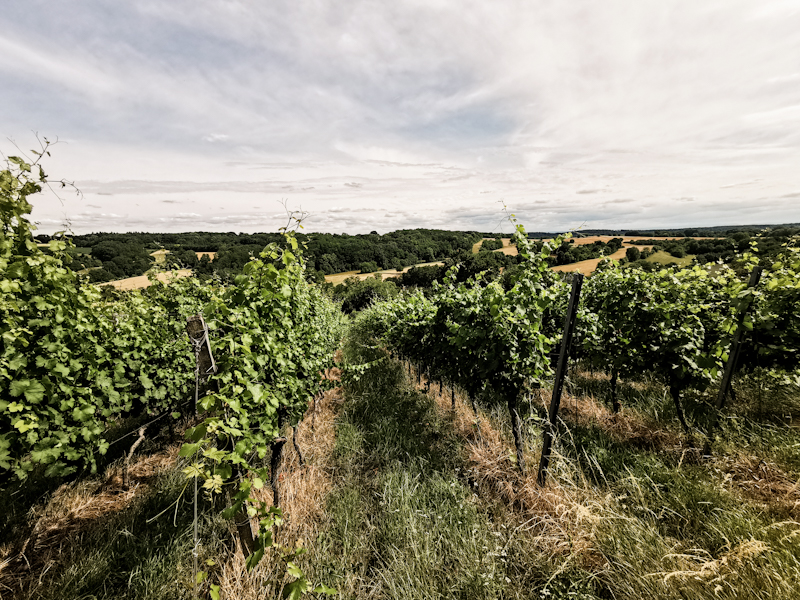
[2, 0, 799, 233]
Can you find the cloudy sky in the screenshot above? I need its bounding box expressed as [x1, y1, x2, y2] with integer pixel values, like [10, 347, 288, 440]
[2, 1, 800, 234]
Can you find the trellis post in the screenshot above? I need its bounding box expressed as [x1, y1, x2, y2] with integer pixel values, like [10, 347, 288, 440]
[537, 274, 583, 486]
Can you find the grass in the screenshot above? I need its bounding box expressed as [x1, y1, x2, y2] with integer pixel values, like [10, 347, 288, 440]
[311, 344, 513, 599]
[3, 322, 799, 599]
[0, 447, 228, 600]
[302, 326, 605, 599]
[645, 250, 695, 268]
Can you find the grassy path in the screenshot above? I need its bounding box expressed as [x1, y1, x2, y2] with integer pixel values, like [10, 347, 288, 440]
[303, 330, 800, 600]
[304, 339, 603, 599]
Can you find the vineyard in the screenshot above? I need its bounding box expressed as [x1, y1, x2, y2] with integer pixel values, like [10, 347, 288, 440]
[2, 153, 800, 599]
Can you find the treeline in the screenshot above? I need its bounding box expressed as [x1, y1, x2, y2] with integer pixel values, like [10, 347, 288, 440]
[38, 229, 483, 282]
[550, 237, 623, 265]
[623, 224, 800, 237]
[622, 228, 800, 271]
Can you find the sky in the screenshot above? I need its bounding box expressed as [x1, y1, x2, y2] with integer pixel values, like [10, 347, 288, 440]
[2, 0, 800, 235]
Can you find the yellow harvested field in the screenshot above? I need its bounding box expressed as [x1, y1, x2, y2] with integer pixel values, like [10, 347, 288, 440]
[149, 249, 169, 264]
[324, 270, 361, 284]
[495, 238, 517, 255]
[551, 242, 700, 275]
[534, 234, 710, 245]
[329, 235, 713, 282]
[150, 249, 216, 263]
[472, 237, 518, 255]
[325, 261, 445, 284]
[552, 248, 628, 275]
[107, 269, 193, 291]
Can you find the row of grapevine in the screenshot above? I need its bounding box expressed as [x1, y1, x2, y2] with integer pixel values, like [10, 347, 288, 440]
[1, 152, 343, 490]
[365, 224, 799, 470]
[0, 155, 222, 481]
[578, 263, 738, 430]
[578, 242, 799, 431]
[182, 233, 344, 571]
[365, 224, 568, 471]
[2, 153, 344, 584]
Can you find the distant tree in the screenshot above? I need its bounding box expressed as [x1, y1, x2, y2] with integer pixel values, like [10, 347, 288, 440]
[359, 261, 380, 274]
[479, 239, 504, 252]
[305, 269, 326, 284]
[334, 276, 398, 313]
[88, 268, 115, 283]
[400, 265, 445, 288]
[607, 237, 624, 252]
[625, 247, 641, 262]
[165, 248, 199, 269]
[196, 254, 213, 275]
[318, 253, 340, 275]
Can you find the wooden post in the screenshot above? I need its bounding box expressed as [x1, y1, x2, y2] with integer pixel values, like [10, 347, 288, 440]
[186, 314, 217, 415]
[610, 368, 620, 413]
[703, 266, 763, 457]
[537, 274, 583, 486]
[509, 394, 525, 474]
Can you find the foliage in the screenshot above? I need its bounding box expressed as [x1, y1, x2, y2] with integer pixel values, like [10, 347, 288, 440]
[47, 228, 484, 280]
[363, 223, 568, 470]
[478, 238, 504, 252]
[548, 237, 622, 267]
[741, 237, 800, 378]
[580, 263, 733, 391]
[0, 150, 209, 480]
[180, 231, 344, 570]
[333, 274, 398, 313]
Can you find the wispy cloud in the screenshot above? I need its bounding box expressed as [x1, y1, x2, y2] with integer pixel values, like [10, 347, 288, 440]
[3, 0, 800, 233]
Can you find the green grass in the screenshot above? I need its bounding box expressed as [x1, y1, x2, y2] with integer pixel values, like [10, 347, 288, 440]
[302, 325, 604, 599]
[5, 323, 799, 599]
[645, 250, 695, 267]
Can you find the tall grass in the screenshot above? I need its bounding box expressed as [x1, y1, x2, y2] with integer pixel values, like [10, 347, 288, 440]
[3, 322, 798, 599]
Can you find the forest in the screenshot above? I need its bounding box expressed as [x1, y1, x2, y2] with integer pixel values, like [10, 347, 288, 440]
[39, 229, 483, 283]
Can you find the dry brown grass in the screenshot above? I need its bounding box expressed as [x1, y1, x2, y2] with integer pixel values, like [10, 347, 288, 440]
[715, 455, 800, 517]
[0, 445, 180, 597]
[557, 390, 680, 452]
[420, 378, 605, 569]
[216, 387, 343, 599]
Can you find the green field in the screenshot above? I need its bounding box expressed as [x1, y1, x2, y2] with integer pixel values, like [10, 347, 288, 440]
[645, 250, 695, 267]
